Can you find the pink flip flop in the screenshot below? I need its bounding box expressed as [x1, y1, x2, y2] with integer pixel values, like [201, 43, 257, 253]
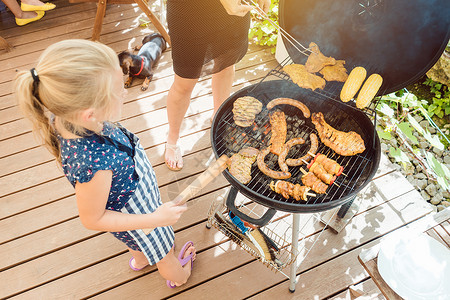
[166, 241, 195, 288]
[129, 257, 148, 271]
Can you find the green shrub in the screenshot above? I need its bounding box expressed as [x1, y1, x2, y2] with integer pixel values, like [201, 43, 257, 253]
[423, 77, 450, 118]
[248, 0, 279, 53]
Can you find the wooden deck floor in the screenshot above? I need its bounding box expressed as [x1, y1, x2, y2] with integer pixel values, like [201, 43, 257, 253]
[0, 1, 436, 299]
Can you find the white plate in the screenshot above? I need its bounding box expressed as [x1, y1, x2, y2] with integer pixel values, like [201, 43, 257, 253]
[377, 233, 450, 300]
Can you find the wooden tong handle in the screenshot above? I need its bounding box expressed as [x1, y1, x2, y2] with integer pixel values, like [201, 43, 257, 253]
[142, 155, 229, 235]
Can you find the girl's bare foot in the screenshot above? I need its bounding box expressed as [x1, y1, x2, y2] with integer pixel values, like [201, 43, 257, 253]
[170, 244, 196, 287]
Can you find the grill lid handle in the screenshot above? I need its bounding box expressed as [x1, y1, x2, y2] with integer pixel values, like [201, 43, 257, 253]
[226, 187, 276, 227]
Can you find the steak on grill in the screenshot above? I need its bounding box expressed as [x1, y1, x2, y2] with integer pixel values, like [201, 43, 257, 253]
[311, 112, 366, 156]
[227, 147, 259, 184]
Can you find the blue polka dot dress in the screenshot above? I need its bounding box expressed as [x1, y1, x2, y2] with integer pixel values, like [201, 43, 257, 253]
[58, 122, 174, 264]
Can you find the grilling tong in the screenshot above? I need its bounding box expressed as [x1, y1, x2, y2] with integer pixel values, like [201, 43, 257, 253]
[142, 155, 229, 235]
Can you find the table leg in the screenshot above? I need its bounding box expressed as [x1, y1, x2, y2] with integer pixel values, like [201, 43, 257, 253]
[289, 213, 300, 292]
[134, 0, 171, 46]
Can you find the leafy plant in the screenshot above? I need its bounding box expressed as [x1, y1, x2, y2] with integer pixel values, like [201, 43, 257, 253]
[376, 91, 450, 191]
[248, 0, 279, 53]
[423, 77, 450, 118]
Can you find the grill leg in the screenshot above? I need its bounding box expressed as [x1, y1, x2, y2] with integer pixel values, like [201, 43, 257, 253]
[337, 196, 357, 218]
[289, 213, 300, 293]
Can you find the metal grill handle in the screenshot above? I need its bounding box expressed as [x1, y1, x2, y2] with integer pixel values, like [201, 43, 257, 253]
[226, 187, 276, 226]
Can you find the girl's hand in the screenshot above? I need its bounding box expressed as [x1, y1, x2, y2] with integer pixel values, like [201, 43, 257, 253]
[153, 201, 188, 227]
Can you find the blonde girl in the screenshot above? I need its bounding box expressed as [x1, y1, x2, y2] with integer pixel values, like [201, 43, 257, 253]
[15, 39, 196, 289]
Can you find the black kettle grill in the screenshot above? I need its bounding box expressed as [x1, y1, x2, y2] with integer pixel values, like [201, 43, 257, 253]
[211, 0, 450, 225]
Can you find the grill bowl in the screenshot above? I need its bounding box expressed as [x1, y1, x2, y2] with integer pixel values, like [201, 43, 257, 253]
[211, 79, 381, 213]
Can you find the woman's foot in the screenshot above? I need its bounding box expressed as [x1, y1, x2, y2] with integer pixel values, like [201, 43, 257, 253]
[15, 10, 45, 26]
[21, 0, 55, 11]
[164, 142, 183, 171]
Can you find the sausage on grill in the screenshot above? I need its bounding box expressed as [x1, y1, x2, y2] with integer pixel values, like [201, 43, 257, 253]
[278, 137, 305, 172]
[266, 97, 311, 118]
[257, 147, 291, 180]
[286, 133, 319, 166]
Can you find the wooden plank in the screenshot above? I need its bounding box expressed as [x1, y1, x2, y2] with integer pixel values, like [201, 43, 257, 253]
[330, 278, 385, 300]
[432, 223, 450, 247]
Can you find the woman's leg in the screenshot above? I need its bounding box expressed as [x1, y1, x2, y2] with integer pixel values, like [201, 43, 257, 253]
[157, 244, 196, 286]
[2, 0, 36, 18]
[165, 74, 198, 170]
[128, 247, 149, 269]
[211, 65, 235, 117]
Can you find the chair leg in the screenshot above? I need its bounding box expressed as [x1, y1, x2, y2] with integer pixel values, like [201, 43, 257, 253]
[92, 0, 107, 41]
[0, 36, 13, 52]
[134, 0, 171, 46]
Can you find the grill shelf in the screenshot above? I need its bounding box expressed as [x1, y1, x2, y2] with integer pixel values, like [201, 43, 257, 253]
[206, 194, 335, 278]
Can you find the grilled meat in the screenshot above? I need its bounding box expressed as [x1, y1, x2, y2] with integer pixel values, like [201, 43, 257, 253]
[305, 42, 336, 73]
[283, 64, 326, 91]
[227, 147, 259, 184]
[278, 137, 305, 172]
[311, 112, 366, 156]
[313, 154, 343, 176]
[269, 180, 311, 201]
[269, 111, 287, 156]
[319, 60, 348, 82]
[266, 97, 311, 118]
[301, 172, 328, 194]
[286, 133, 319, 166]
[257, 147, 291, 180]
[232, 96, 263, 127]
[309, 162, 336, 185]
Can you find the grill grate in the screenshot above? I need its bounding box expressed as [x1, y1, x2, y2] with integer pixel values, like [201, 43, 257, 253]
[212, 79, 380, 213]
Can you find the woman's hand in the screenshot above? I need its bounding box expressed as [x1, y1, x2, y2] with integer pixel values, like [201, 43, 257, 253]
[152, 201, 188, 227]
[220, 0, 271, 16]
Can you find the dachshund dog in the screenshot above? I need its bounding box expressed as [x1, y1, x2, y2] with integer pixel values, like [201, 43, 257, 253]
[118, 33, 167, 91]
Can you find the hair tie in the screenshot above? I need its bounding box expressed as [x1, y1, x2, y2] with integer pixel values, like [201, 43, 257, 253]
[30, 68, 42, 104]
[30, 68, 40, 83]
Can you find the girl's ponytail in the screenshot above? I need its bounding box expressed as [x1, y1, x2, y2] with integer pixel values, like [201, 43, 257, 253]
[15, 69, 62, 164]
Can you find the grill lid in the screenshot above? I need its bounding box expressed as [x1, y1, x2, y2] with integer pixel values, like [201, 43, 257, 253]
[279, 0, 450, 94]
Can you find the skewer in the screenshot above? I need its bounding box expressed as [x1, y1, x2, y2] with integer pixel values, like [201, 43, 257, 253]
[308, 152, 348, 177]
[306, 192, 316, 197]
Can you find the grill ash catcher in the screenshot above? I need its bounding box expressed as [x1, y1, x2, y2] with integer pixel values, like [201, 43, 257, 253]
[206, 0, 450, 293]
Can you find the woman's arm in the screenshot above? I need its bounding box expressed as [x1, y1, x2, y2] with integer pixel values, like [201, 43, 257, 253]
[75, 170, 187, 232]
